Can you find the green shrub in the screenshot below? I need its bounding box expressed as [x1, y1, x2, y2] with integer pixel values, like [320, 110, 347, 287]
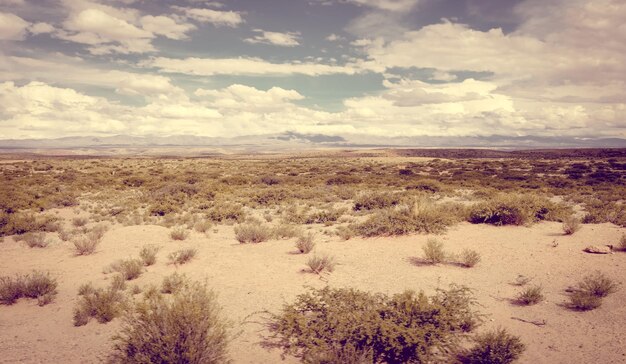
[459, 249, 481, 268]
[268, 285, 480, 363]
[168, 248, 197, 265]
[515, 285, 544, 305]
[73, 286, 126, 326]
[562, 216, 581, 235]
[110, 280, 230, 363]
[469, 194, 569, 226]
[462, 328, 525, 364]
[169, 226, 189, 241]
[306, 254, 336, 274]
[234, 223, 272, 243]
[139, 245, 160, 266]
[295, 233, 315, 254]
[422, 238, 446, 264]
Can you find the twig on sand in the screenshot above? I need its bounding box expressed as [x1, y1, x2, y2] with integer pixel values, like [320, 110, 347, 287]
[511, 316, 547, 326]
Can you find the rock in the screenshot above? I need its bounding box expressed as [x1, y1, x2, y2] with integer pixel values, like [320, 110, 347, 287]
[584, 245, 612, 254]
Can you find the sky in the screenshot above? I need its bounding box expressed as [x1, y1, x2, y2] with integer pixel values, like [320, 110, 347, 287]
[0, 0, 624, 140]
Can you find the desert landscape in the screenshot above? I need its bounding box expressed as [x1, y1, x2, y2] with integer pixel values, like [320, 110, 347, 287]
[1, 149, 625, 363]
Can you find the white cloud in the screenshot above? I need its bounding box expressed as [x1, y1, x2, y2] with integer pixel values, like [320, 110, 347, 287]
[142, 57, 360, 76]
[326, 33, 343, 41]
[0, 12, 30, 40]
[173, 6, 243, 27]
[347, 0, 418, 12]
[140, 15, 196, 40]
[244, 29, 300, 47]
[28, 22, 55, 35]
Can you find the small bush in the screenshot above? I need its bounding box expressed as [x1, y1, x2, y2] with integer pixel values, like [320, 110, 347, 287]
[110, 274, 127, 292]
[0, 275, 25, 305]
[72, 217, 89, 227]
[272, 223, 302, 239]
[78, 282, 96, 296]
[295, 233, 315, 254]
[207, 203, 245, 223]
[335, 225, 354, 240]
[268, 285, 480, 363]
[73, 287, 126, 326]
[353, 191, 400, 211]
[193, 220, 212, 233]
[169, 226, 189, 241]
[568, 290, 602, 311]
[72, 235, 99, 255]
[110, 280, 230, 364]
[23, 232, 49, 248]
[306, 254, 336, 274]
[462, 328, 525, 364]
[161, 272, 186, 294]
[168, 248, 197, 265]
[422, 238, 446, 264]
[234, 223, 272, 244]
[577, 271, 618, 298]
[139, 245, 160, 266]
[562, 216, 581, 235]
[617, 234, 626, 251]
[459, 249, 481, 268]
[515, 285, 544, 305]
[110, 259, 144, 281]
[0, 271, 57, 306]
[469, 194, 569, 226]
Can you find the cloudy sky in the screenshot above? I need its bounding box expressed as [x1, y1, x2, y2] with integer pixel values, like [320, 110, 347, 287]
[0, 0, 624, 140]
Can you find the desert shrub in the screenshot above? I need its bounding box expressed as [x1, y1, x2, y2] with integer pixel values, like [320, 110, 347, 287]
[353, 200, 457, 237]
[0, 275, 25, 304]
[405, 179, 442, 193]
[234, 223, 272, 243]
[58, 228, 74, 241]
[0, 213, 59, 237]
[469, 194, 569, 226]
[260, 175, 281, 185]
[110, 280, 230, 364]
[193, 220, 212, 233]
[78, 282, 96, 296]
[110, 259, 144, 281]
[73, 286, 126, 326]
[267, 285, 480, 363]
[110, 274, 127, 291]
[459, 249, 481, 268]
[562, 216, 581, 235]
[0, 271, 57, 306]
[161, 272, 186, 294]
[295, 233, 315, 254]
[72, 235, 99, 255]
[168, 248, 197, 265]
[22, 232, 50, 248]
[336, 225, 354, 240]
[139, 245, 160, 266]
[169, 226, 189, 241]
[72, 216, 89, 227]
[422, 238, 446, 264]
[462, 328, 525, 364]
[305, 208, 344, 225]
[353, 192, 400, 211]
[577, 271, 618, 298]
[306, 254, 336, 274]
[88, 224, 108, 240]
[617, 234, 626, 251]
[272, 223, 302, 239]
[326, 175, 361, 185]
[515, 285, 544, 305]
[207, 203, 245, 223]
[568, 290, 602, 311]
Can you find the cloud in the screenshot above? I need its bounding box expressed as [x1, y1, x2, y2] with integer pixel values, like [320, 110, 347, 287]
[173, 6, 243, 27]
[244, 29, 300, 47]
[0, 12, 30, 40]
[140, 15, 196, 40]
[28, 22, 55, 35]
[347, 0, 418, 12]
[142, 57, 360, 76]
[195, 84, 304, 112]
[326, 33, 343, 41]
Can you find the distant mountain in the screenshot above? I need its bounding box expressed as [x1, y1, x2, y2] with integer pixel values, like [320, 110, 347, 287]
[0, 132, 624, 152]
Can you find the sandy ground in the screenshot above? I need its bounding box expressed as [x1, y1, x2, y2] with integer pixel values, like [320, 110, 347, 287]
[1, 217, 625, 364]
